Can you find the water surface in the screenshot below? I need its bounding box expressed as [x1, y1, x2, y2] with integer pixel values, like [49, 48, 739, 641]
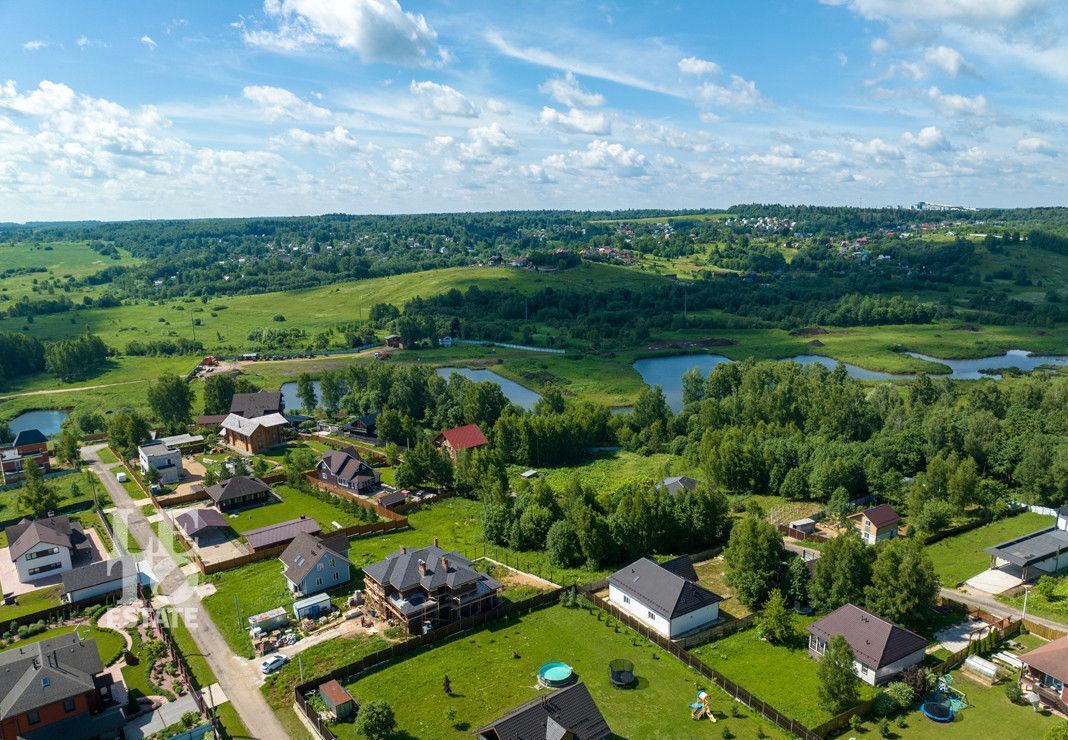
[280, 380, 321, 412]
[8, 409, 69, 438]
[904, 350, 1068, 380]
[435, 367, 542, 410]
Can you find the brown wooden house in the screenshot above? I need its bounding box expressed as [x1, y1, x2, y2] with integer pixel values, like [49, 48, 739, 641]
[220, 412, 288, 453]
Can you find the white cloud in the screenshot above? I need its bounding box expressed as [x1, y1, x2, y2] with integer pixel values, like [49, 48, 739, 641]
[140, 35, 158, 50]
[543, 139, 649, 178]
[902, 125, 950, 151]
[697, 75, 767, 109]
[539, 106, 610, 135]
[849, 137, 902, 158]
[948, 28, 1068, 83]
[835, 51, 849, 66]
[409, 80, 477, 118]
[1016, 136, 1057, 156]
[242, 85, 330, 121]
[243, 0, 446, 66]
[538, 72, 604, 108]
[870, 38, 890, 53]
[76, 36, 90, 49]
[457, 122, 519, 162]
[279, 125, 366, 152]
[925, 86, 989, 116]
[485, 98, 510, 114]
[0, 80, 77, 115]
[699, 111, 721, 123]
[923, 45, 973, 77]
[23, 40, 47, 51]
[819, 0, 1048, 24]
[677, 56, 720, 76]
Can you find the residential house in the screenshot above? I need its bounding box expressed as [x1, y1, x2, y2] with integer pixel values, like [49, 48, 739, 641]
[4, 515, 91, 584]
[220, 412, 288, 453]
[849, 504, 901, 545]
[806, 604, 928, 685]
[343, 412, 379, 437]
[656, 476, 699, 496]
[433, 423, 488, 459]
[61, 557, 137, 605]
[0, 634, 124, 740]
[174, 508, 231, 546]
[476, 682, 610, 740]
[1, 429, 51, 484]
[280, 532, 352, 595]
[384, 334, 402, 348]
[243, 516, 321, 553]
[316, 447, 380, 493]
[205, 475, 273, 512]
[318, 680, 356, 721]
[607, 557, 722, 640]
[137, 438, 183, 484]
[1019, 634, 1068, 714]
[229, 390, 283, 419]
[362, 541, 502, 634]
[984, 514, 1068, 583]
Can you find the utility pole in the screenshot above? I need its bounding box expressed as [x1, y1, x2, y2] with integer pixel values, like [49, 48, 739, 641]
[298, 653, 304, 683]
[191, 313, 197, 343]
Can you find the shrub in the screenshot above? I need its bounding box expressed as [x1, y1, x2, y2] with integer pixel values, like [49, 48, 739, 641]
[872, 693, 896, 718]
[849, 714, 863, 732]
[886, 681, 915, 710]
[354, 700, 396, 740]
[1004, 681, 1023, 704]
[878, 717, 892, 738]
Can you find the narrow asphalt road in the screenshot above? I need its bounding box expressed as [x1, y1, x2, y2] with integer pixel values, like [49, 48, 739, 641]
[84, 444, 289, 740]
[940, 587, 1068, 632]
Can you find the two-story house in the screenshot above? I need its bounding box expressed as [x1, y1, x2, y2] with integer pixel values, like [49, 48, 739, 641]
[362, 541, 502, 634]
[280, 532, 352, 595]
[316, 447, 380, 493]
[848, 504, 901, 546]
[137, 438, 184, 484]
[1, 429, 51, 484]
[4, 515, 90, 584]
[229, 390, 283, 418]
[0, 633, 124, 740]
[219, 413, 288, 454]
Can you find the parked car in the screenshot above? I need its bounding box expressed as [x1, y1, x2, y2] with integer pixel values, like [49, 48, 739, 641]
[260, 654, 289, 674]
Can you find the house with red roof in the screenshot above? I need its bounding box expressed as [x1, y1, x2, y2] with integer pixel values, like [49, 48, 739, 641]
[848, 503, 901, 545]
[807, 604, 928, 685]
[1019, 634, 1068, 714]
[433, 423, 488, 459]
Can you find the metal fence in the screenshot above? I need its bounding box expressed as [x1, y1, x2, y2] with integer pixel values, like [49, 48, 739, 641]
[453, 339, 565, 354]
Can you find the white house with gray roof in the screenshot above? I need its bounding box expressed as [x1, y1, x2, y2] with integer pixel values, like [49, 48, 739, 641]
[4, 515, 89, 584]
[608, 556, 722, 639]
[280, 532, 352, 595]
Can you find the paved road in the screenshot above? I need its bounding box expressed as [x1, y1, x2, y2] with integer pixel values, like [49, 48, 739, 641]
[940, 587, 1068, 632]
[84, 444, 289, 740]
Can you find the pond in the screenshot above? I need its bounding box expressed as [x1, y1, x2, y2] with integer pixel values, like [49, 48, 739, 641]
[280, 380, 320, 412]
[7, 409, 70, 438]
[435, 367, 542, 410]
[903, 350, 1068, 380]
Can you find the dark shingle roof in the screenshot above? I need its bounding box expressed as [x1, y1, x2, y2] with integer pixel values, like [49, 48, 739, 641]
[363, 544, 499, 593]
[61, 557, 136, 595]
[280, 533, 351, 585]
[377, 490, 407, 508]
[1019, 635, 1068, 681]
[659, 554, 699, 582]
[5, 515, 76, 561]
[244, 517, 321, 551]
[608, 557, 722, 620]
[229, 391, 283, 418]
[205, 475, 270, 505]
[807, 604, 928, 669]
[175, 508, 230, 537]
[320, 447, 376, 484]
[657, 476, 699, 495]
[0, 634, 104, 720]
[859, 504, 901, 529]
[476, 682, 610, 740]
[12, 429, 48, 447]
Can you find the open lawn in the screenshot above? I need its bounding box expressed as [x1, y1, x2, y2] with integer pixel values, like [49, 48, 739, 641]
[333, 603, 786, 739]
[0, 240, 139, 301]
[691, 617, 878, 728]
[894, 670, 1063, 739]
[150, 519, 191, 567]
[0, 585, 62, 622]
[0, 624, 125, 665]
[97, 447, 119, 464]
[0, 471, 97, 527]
[692, 557, 750, 619]
[511, 449, 687, 491]
[224, 483, 366, 534]
[925, 512, 1054, 586]
[1000, 575, 1068, 625]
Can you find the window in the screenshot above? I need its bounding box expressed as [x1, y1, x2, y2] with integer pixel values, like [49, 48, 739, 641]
[63, 698, 76, 713]
[647, 610, 656, 621]
[316, 577, 322, 586]
[27, 710, 40, 725]
[317, 563, 324, 571]
[1044, 675, 1064, 693]
[328, 559, 335, 567]
[333, 572, 339, 581]
[622, 594, 630, 604]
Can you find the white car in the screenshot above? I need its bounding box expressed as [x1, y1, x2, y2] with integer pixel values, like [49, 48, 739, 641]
[259, 654, 288, 675]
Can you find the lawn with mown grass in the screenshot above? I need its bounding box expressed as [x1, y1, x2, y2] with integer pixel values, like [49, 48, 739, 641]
[0, 585, 62, 622]
[97, 447, 119, 464]
[121, 476, 149, 500]
[225, 483, 366, 533]
[0, 624, 125, 665]
[925, 512, 1054, 586]
[510, 449, 690, 491]
[150, 519, 191, 567]
[690, 616, 878, 729]
[1000, 575, 1068, 625]
[0, 472, 97, 527]
[331, 603, 786, 739]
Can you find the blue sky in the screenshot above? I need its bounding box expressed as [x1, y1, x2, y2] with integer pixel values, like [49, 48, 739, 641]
[0, 0, 1065, 220]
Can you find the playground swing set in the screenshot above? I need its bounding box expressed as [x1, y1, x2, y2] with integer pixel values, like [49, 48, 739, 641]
[690, 690, 717, 722]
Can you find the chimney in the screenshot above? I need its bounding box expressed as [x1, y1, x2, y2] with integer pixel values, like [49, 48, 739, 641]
[400, 545, 407, 555]
[440, 555, 448, 571]
[433, 537, 439, 548]
[418, 559, 426, 575]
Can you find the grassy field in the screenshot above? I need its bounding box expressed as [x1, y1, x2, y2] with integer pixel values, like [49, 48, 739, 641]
[1000, 575, 1068, 624]
[691, 617, 878, 728]
[0, 241, 139, 301]
[97, 447, 119, 464]
[508, 449, 686, 491]
[151, 519, 192, 567]
[0, 585, 62, 622]
[692, 557, 751, 619]
[334, 603, 786, 739]
[224, 483, 366, 534]
[0, 472, 97, 527]
[925, 512, 1053, 586]
[0, 623, 125, 665]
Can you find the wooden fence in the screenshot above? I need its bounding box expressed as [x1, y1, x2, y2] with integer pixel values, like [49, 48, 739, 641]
[306, 474, 409, 522]
[1022, 618, 1067, 641]
[776, 524, 830, 543]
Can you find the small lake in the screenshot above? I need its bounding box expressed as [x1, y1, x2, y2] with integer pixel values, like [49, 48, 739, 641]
[280, 380, 321, 411]
[8, 409, 69, 438]
[435, 367, 542, 410]
[904, 350, 1068, 380]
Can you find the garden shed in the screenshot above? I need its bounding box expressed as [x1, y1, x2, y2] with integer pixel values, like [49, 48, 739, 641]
[318, 679, 356, 720]
[293, 592, 332, 620]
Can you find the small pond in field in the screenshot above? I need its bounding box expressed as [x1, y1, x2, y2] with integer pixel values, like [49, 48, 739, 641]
[435, 367, 542, 410]
[280, 380, 320, 411]
[7, 409, 69, 438]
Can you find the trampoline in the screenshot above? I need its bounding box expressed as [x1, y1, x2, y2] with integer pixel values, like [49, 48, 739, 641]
[921, 701, 955, 723]
[609, 659, 635, 687]
[538, 662, 575, 688]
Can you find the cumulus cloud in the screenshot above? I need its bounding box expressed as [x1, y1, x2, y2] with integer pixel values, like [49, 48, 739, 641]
[543, 139, 649, 178]
[677, 56, 720, 76]
[902, 125, 950, 151]
[23, 40, 47, 51]
[457, 122, 519, 162]
[1016, 136, 1057, 156]
[279, 125, 366, 152]
[818, 0, 1048, 24]
[697, 75, 767, 109]
[923, 45, 974, 77]
[925, 86, 989, 116]
[242, 85, 330, 121]
[538, 72, 605, 108]
[0, 80, 77, 115]
[141, 35, 158, 50]
[849, 137, 902, 159]
[870, 38, 890, 53]
[539, 106, 610, 135]
[409, 80, 477, 118]
[242, 0, 446, 66]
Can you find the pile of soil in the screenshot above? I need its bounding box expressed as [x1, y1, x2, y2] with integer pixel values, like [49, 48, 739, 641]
[644, 337, 735, 351]
[952, 324, 982, 332]
[808, 339, 825, 347]
[789, 327, 828, 337]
